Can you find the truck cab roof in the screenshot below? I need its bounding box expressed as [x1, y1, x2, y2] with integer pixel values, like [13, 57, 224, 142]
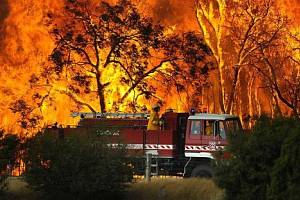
[188, 113, 239, 120]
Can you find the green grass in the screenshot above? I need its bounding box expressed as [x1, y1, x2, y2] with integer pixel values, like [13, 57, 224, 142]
[126, 177, 224, 200]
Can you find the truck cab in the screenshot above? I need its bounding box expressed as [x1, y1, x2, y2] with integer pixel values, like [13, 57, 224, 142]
[184, 113, 242, 177]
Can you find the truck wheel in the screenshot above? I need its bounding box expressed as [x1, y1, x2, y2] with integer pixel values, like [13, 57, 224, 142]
[191, 165, 213, 178]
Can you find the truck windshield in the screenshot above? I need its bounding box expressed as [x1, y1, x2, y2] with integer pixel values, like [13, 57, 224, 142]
[225, 119, 241, 134]
[191, 120, 201, 135]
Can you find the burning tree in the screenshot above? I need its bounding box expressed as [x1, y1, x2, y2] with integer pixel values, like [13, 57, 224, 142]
[252, 31, 300, 117]
[195, 0, 300, 119]
[158, 32, 214, 111]
[7, 0, 212, 131]
[40, 0, 212, 113]
[0, 0, 299, 134]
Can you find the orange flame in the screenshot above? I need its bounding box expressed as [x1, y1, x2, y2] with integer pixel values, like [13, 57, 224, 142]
[0, 0, 299, 135]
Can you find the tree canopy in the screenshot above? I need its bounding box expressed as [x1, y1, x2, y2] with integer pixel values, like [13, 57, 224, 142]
[40, 0, 212, 113]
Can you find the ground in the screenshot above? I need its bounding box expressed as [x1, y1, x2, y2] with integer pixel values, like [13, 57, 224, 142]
[2, 176, 223, 200]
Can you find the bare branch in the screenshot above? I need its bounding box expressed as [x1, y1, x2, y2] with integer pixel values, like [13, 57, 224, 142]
[58, 90, 97, 113]
[259, 46, 295, 110]
[120, 58, 176, 102]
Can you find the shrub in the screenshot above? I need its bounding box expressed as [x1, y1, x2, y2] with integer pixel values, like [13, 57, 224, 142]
[0, 131, 20, 193]
[214, 117, 299, 200]
[267, 120, 300, 200]
[23, 131, 132, 200]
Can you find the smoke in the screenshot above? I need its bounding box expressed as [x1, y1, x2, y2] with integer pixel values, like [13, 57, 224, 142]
[139, 0, 198, 31]
[0, 0, 9, 26]
[279, 0, 300, 24]
[152, 0, 176, 23]
[0, 0, 9, 57]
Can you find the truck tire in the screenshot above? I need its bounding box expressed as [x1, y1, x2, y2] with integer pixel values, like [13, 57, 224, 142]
[191, 165, 213, 178]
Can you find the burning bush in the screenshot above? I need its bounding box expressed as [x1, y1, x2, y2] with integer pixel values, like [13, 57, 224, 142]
[23, 131, 132, 200]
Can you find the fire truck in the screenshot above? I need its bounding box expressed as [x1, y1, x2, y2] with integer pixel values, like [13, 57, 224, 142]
[48, 110, 242, 178]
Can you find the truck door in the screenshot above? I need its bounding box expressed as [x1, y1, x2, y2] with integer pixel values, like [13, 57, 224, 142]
[201, 120, 217, 148]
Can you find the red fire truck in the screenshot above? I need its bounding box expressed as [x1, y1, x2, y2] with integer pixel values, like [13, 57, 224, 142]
[49, 110, 242, 177]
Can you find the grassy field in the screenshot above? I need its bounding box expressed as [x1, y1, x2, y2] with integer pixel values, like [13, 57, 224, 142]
[0, 177, 35, 200]
[126, 177, 224, 200]
[1, 177, 39, 200]
[2, 177, 224, 200]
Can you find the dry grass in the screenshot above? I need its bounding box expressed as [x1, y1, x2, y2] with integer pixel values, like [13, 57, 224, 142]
[1, 177, 38, 200]
[126, 177, 224, 200]
[2, 176, 224, 200]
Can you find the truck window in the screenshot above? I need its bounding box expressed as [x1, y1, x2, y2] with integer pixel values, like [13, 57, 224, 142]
[191, 120, 201, 135]
[204, 120, 214, 136]
[219, 121, 226, 139]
